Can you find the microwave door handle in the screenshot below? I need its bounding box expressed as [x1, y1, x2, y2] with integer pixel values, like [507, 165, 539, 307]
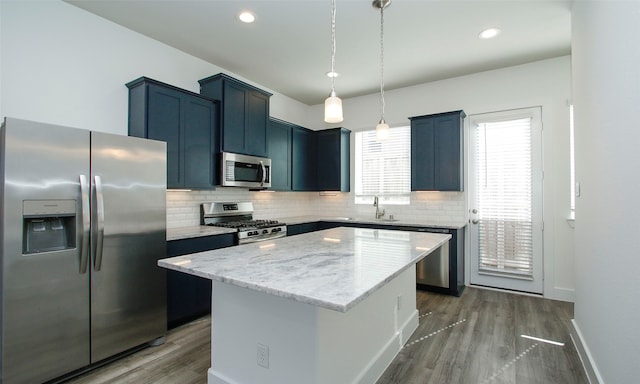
[259, 161, 266, 186]
[79, 175, 90, 274]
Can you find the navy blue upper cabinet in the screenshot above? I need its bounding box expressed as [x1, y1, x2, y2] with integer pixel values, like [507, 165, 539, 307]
[267, 118, 293, 191]
[127, 77, 218, 190]
[199, 73, 272, 157]
[316, 128, 351, 192]
[292, 126, 318, 191]
[410, 110, 465, 191]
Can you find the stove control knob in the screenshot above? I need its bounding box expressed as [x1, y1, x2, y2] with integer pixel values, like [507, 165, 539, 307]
[251, 231, 258, 236]
[262, 229, 269, 234]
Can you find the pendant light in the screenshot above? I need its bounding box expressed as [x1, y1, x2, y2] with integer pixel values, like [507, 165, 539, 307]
[373, 0, 391, 141]
[324, 0, 344, 123]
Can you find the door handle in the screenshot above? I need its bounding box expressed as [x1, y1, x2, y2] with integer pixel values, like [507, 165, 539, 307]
[79, 175, 90, 274]
[94, 176, 105, 271]
[259, 161, 266, 186]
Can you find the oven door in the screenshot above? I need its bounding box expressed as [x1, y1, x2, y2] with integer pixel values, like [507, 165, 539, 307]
[220, 152, 271, 188]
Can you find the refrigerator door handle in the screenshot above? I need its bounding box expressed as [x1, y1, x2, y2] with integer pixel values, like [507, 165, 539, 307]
[79, 175, 90, 274]
[94, 176, 105, 271]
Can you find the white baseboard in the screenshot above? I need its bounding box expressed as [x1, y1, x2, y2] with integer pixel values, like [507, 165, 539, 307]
[569, 320, 604, 384]
[545, 287, 575, 302]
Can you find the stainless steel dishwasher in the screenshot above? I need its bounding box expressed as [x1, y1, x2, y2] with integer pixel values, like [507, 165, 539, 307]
[416, 240, 450, 288]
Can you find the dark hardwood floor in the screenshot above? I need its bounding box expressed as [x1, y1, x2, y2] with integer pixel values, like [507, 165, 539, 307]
[66, 287, 587, 384]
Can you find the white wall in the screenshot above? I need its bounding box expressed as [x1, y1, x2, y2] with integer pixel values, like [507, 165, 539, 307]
[0, 0, 309, 133]
[1, 1, 575, 301]
[571, 2, 640, 383]
[311, 57, 575, 301]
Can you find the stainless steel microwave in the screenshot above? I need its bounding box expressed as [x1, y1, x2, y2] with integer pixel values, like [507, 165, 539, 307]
[220, 152, 271, 188]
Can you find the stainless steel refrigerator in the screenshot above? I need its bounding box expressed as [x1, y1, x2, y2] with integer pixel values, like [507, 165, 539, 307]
[0, 117, 167, 384]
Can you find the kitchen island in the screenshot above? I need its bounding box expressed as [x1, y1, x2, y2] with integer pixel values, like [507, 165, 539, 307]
[159, 227, 450, 384]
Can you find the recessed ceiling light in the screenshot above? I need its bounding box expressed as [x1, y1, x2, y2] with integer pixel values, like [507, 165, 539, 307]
[479, 27, 501, 39]
[238, 11, 256, 23]
[326, 71, 339, 78]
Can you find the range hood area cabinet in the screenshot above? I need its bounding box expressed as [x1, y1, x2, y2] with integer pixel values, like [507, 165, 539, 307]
[199, 73, 272, 158]
[288, 125, 351, 192]
[410, 110, 465, 191]
[127, 77, 219, 190]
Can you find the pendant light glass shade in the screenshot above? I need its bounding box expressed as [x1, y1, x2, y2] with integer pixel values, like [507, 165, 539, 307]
[324, 0, 344, 123]
[325, 90, 344, 123]
[376, 119, 390, 140]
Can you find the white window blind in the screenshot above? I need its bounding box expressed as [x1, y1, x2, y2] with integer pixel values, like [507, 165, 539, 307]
[355, 127, 410, 205]
[475, 117, 534, 278]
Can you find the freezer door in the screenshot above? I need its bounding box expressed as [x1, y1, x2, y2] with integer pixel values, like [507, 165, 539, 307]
[89, 132, 167, 362]
[1, 118, 91, 383]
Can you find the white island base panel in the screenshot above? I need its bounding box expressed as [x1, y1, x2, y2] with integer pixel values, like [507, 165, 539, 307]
[208, 265, 418, 384]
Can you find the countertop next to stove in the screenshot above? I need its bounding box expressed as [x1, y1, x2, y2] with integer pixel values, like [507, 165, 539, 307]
[159, 227, 451, 312]
[166, 226, 236, 241]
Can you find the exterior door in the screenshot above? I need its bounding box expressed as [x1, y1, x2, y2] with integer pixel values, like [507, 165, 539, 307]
[468, 108, 543, 293]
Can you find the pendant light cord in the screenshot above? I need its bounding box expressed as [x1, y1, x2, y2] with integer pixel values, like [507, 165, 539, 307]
[330, 0, 337, 93]
[379, 4, 385, 121]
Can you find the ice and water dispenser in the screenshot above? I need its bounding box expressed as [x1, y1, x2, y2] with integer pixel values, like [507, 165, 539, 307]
[23, 200, 76, 254]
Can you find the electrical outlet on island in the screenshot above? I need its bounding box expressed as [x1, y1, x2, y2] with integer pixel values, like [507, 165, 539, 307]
[257, 343, 269, 368]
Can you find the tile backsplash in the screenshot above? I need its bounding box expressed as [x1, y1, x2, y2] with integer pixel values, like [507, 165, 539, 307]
[167, 188, 467, 228]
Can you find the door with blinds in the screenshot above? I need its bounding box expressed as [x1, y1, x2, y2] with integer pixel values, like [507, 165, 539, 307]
[469, 107, 543, 293]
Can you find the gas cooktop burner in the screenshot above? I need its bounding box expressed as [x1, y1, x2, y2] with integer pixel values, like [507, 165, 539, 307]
[200, 202, 287, 244]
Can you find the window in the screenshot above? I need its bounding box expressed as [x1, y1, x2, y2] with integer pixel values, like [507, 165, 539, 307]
[355, 126, 411, 205]
[474, 116, 535, 277]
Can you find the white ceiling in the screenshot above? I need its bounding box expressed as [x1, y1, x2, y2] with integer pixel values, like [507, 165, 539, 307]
[65, 0, 572, 106]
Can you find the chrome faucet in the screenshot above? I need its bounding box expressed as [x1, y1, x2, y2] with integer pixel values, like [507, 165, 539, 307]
[373, 196, 385, 219]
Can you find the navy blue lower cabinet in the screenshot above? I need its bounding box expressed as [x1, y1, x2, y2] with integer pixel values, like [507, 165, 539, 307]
[286, 222, 320, 236]
[166, 233, 235, 329]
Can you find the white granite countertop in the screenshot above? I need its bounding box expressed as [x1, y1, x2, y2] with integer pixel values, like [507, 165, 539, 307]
[159, 227, 451, 312]
[166, 215, 466, 241]
[274, 215, 467, 230]
[166, 225, 236, 241]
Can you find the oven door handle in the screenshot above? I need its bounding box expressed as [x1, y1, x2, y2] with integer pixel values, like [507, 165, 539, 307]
[259, 160, 266, 187]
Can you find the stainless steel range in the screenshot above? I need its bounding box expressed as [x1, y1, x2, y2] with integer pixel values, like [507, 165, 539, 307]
[201, 202, 286, 244]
